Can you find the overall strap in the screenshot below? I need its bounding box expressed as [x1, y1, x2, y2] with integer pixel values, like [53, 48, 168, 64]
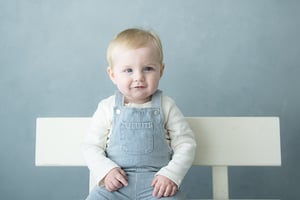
[114, 91, 124, 107]
[151, 90, 162, 107]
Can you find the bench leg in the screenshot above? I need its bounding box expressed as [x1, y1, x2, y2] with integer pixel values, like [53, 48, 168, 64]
[212, 166, 229, 200]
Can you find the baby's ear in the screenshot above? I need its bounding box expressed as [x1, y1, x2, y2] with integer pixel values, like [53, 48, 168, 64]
[160, 64, 165, 78]
[107, 66, 116, 84]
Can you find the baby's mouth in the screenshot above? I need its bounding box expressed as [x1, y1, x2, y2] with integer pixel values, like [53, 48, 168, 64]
[134, 86, 145, 88]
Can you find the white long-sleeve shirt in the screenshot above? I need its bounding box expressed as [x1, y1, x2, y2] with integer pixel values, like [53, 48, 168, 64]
[82, 94, 196, 187]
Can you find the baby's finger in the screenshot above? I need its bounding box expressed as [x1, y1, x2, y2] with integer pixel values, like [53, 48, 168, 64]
[151, 177, 158, 187]
[116, 174, 128, 186]
[157, 187, 164, 198]
[106, 182, 118, 192]
[152, 184, 160, 198]
[163, 185, 172, 197]
[170, 186, 177, 196]
[118, 169, 127, 177]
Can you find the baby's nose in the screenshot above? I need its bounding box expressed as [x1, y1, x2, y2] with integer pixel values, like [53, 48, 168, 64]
[134, 72, 144, 81]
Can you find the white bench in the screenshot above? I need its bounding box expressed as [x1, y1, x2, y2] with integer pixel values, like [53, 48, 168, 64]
[35, 117, 281, 200]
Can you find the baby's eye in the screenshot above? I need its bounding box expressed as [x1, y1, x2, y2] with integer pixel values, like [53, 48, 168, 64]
[123, 68, 133, 73]
[143, 66, 154, 72]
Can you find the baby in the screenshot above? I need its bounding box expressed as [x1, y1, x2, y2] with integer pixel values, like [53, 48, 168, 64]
[82, 28, 196, 200]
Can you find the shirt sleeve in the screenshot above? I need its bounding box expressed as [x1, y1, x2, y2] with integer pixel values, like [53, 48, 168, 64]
[156, 96, 197, 186]
[81, 96, 119, 186]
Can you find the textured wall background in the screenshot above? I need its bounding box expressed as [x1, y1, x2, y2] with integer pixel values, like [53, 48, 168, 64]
[1, 0, 299, 199]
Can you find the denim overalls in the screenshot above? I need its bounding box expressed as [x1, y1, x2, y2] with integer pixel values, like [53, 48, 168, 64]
[87, 90, 185, 200]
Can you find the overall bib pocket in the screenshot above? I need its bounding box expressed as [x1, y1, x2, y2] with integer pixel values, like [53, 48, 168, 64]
[120, 121, 154, 155]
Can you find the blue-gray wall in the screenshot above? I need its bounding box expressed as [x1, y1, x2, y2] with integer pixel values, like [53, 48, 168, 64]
[1, 0, 299, 199]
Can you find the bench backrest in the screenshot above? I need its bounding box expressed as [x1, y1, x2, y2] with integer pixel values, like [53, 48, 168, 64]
[35, 117, 281, 199]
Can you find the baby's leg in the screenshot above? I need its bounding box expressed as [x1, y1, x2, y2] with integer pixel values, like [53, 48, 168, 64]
[139, 188, 186, 200]
[85, 185, 131, 200]
[158, 191, 186, 200]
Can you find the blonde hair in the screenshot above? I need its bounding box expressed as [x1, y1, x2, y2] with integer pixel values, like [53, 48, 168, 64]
[107, 28, 163, 67]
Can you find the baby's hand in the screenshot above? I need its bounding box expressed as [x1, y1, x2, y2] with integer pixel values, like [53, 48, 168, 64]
[151, 175, 178, 198]
[104, 167, 128, 192]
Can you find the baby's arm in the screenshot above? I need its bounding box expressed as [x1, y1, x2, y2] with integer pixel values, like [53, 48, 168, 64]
[155, 96, 197, 188]
[151, 175, 177, 198]
[82, 97, 120, 187]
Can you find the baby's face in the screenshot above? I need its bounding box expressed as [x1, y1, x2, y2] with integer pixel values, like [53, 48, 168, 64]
[108, 44, 164, 104]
